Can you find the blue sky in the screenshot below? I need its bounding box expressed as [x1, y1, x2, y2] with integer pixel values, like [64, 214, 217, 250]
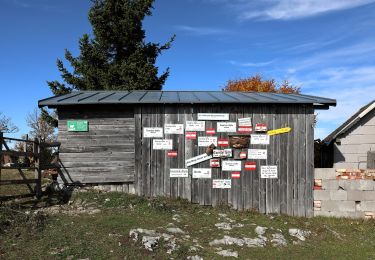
[1, 0, 375, 140]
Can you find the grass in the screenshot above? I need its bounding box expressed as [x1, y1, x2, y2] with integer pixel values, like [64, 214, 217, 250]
[1, 170, 375, 259]
[0, 169, 37, 196]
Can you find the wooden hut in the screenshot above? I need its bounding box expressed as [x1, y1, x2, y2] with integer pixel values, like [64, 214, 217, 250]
[39, 91, 336, 217]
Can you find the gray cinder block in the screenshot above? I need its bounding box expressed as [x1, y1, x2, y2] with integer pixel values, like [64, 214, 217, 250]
[314, 210, 365, 219]
[330, 190, 347, 200]
[314, 190, 330, 200]
[321, 201, 356, 212]
[322, 180, 339, 190]
[315, 168, 337, 180]
[338, 180, 374, 191]
[360, 201, 375, 211]
[347, 191, 375, 201]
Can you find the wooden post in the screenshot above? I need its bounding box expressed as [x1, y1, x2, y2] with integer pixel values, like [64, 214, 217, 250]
[34, 137, 42, 199]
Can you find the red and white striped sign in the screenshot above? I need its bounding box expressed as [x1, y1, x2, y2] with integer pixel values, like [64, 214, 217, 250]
[255, 124, 267, 132]
[186, 132, 197, 140]
[231, 172, 241, 179]
[245, 162, 256, 171]
[238, 126, 253, 134]
[210, 158, 221, 168]
[218, 138, 229, 147]
[206, 128, 216, 135]
[167, 151, 178, 157]
[240, 151, 247, 159]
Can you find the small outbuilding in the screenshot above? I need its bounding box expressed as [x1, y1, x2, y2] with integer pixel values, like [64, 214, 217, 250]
[39, 90, 336, 217]
[323, 100, 375, 169]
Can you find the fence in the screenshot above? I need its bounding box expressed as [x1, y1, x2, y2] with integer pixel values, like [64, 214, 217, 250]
[0, 132, 61, 200]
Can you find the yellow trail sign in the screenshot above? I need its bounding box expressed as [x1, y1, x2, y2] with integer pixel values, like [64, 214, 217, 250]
[267, 127, 292, 136]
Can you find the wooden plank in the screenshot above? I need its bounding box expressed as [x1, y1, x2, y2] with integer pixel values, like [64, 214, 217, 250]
[142, 106, 151, 196]
[242, 104, 252, 210]
[190, 105, 199, 204]
[279, 105, 288, 214]
[297, 106, 306, 217]
[0, 179, 38, 185]
[1, 137, 36, 143]
[257, 105, 266, 214]
[292, 105, 299, 216]
[286, 105, 294, 216]
[184, 105, 193, 202]
[265, 105, 274, 214]
[167, 106, 178, 199]
[163, 105, 172, 197]
[1, 150, 38, 158]
[305, 106, 314, 217]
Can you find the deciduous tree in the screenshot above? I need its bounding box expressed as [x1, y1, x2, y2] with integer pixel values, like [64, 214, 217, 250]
[0, 112, 18, 133]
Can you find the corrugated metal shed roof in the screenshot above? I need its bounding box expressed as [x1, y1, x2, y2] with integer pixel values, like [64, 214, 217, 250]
[38, 91, 336, 109]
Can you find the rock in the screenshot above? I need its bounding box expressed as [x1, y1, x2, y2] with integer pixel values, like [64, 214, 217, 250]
[243, 236, 267, 247]
[289, 228, 311, 241]
[166, 227, 185, 234]
[129, 228, 157, 241]
[172, 214, 181, 222]
[216, 249, 238, 258]
[271, 233, 287, 247]
[142, 236, 160, 251]
[187, 255, 203, 260]
[218, 213, 227, 218]
[209, 236, 245, 246]
[255, 226, 267, 236]
[166, 239, 179, 254]
[215, 222, 232, 230]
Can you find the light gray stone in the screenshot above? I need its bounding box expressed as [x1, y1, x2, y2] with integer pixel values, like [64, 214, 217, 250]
[339, 180, 374, 191]
[330, 190, 347, 200]
[166, 227, 185, 234]
[321, 201, 356, 212]
[348, 191, 375, 201]
[314, 210, 365, 219]
[216, 249, 238, 258]
[142, 236, 160, 251]
[215, 222, 232, 230]
[313, 190, 330, 200]
[243, 236, 267, 247]
[271, 233, 287, 247]
[288, 228, 311, 241]
[315, 168, 337, 180]
[359, 201, 375, 211]
[187, 256, 203, 260]
[209, 236, 245, 247]
[255, 226, 267, 236]
[322, 180, 339, 190]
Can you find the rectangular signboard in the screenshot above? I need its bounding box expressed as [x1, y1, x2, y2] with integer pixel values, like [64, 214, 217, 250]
[217, 122, 237, 133]
[197, 113, 229, 121]
[213, 149, 232, 158]
[247, 149, 267, 159]
[238, 117, 252, 126]
[238, 126, 252, 134]
[213, 179, 231, 189]
[206, 128, 216, 135]
[245, 162, 256, 171]
[164, 124, 184, 134]
[152, 139, 173, 150]
[210, 158, 220, 167]
[186, 121, 205, 131]
[198, 136, 218, 147]
[261, 166, 278, 178]
[186, 132, 197, 140]
[255, 124, 267, 132]
[218, 138, 229, 147]
[222, 160, 242, 171]
[67, 120, 88, 132]
[186, 153, 212, 167]
[192, 168, 212, 178]
[231, 172, 241, 179]
[170, 168, 189, 178]
[167, 151, 178, 157]
[143, 127, 163, 138]
[251, 134, 270, 145]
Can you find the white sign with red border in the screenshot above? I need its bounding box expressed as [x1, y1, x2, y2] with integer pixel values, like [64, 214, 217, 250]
[212, 179, 231, 189]
[222, 160, 242, 171]
[238, 126, 253, 134]
[239, 151, 247, 159]
[153, 139, 173, 150]
[206, 128, 216, 135]
[197, 113, 229, 121]
[247, 149, 267, 159]
[186, 153, 213, 167]
[245, 162, 256, 171]
[251, 134, 270, 145]
[186, 121, 205, 131]
[192, 168, 212, 179]
[170, 168, 189, 178]
[213, 149, 232, 158]
[231, 172, 241, 179]
[218, 138, 229, 147]
[210, 159, 221, 167]
[255, 124, 267, 132]
[217, 122, 237, 133]
[164, 124, 184, 134]
[238, 117, 252, 126]
[186, 132, 197, 140]
[198, 136, 218, 147]
[143, 127, 163, 138]
[261, 166, 278, 178]
[167, 151, 178, 157]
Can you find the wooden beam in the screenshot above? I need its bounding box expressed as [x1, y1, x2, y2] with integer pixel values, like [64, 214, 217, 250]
[0, 179, 38, 185]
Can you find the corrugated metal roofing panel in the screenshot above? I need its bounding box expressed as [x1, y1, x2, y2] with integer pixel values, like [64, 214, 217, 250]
[38, 90, 336, 108]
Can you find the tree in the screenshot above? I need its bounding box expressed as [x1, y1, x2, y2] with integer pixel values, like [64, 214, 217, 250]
[47, 0, 174, 96]
[223, 74, 300, 93]
[26, 109, 56, 142]
[0, 112, 18, 133]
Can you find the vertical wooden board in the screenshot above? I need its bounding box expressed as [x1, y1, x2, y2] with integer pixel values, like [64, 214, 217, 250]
[184, 105, 194, 202]
[156, 105, 165, 197]
[190, 105, 199, 204]
[242, 104, 253, 210]
[286, 105, 295, 215]
[231, 104, 242, 210]
[141, 106, 151, 197]
[305, 106, 314, 217]
[211, 105, 219, 207]
[265, 105, 274, 214]
[251, 105, 260, 212]
[198, 105, 207, 206]
[168, 107, 178, 199]
[279, 106, 288, 214]
[204, 105, 212, 206]
[150, 106, 157, 197]
[134, 106, 142, 196]
[292, 105, 300, 216]
[272, 105, 281, 214]
[177, 105, 186, 199]
[163, 106, 172, 197]
[257, 105, 267, 214]
[297, 106, 306, 217]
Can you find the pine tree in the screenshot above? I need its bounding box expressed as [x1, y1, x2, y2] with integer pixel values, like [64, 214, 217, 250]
[47, 0, 174, 95]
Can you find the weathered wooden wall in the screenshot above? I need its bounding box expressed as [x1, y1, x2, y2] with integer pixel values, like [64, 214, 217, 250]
[58, 106, 135, 183]
[135, 104, 314, 217]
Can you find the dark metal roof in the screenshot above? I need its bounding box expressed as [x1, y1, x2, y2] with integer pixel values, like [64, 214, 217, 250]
[324, 99, 375, 144]
[38, 91, 336, 109]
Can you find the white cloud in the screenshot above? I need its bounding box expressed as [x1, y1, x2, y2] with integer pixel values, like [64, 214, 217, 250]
[229, 60, 275, 67]
[174, 25, 230, 36]
[240, 0, 375, 20]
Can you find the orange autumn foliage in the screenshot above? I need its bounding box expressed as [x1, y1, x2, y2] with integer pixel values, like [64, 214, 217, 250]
[223, 74, 300, 94]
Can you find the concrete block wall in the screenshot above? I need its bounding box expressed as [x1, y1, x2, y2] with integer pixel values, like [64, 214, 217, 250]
[314, 168, 375, 219]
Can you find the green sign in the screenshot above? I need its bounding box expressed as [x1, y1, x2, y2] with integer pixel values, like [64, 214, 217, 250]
[67, 120, 89, 132]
